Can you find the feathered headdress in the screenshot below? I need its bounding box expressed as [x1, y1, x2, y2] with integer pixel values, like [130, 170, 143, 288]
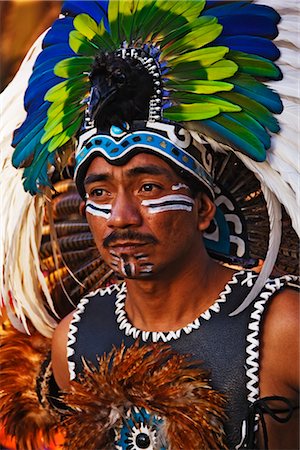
[1, 0, 299, 336]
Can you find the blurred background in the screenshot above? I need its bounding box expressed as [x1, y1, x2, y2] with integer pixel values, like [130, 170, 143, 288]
[0, 0, 62, 91]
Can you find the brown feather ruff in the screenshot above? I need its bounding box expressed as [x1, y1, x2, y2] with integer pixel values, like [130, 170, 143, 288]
[62, 342, 228, 449]
[0, 325, 59, 449]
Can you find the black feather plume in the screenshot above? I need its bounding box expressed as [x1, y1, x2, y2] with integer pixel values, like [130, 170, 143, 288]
[89, 53, 154, 129]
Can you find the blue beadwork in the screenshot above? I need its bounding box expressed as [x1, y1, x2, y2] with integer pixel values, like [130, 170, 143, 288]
[75, 130, 213, 191]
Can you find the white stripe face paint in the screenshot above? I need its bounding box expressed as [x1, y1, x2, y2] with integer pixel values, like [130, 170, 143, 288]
[141, 194, 194, 214]
[171, 183, 190, 191]
[85, 200, 112, 219]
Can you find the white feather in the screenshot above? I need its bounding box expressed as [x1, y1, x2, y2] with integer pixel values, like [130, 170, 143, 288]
[0, 32, 57, 337]
[230, 184, 282, 315]
[253, 0, 300, 238]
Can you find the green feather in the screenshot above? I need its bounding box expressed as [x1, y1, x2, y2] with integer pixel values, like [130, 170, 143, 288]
[167, 79, 233, 94]
[95, 20, 117, 51]
[229, 50, 281, 79]
[218, 91, 279, 132]
[161, 23, 223, 58]
[225, 111, 271, 148]
[54, 57, 94, 78]
[47, 116, 83, 153]
[127, 0, 159, 41]
[42, 105, 85, 143]
[69, 30, 99, 56]
[170, 93, 241, 113]
[151, 1, 203, 38]
[169, 60, 238, 81]
[161, 16, 219, 50]
[158, 0, 204, 21]
[74, 14, 115, 51]
[137, 4, 180, 41]
[73, 13, 99, 40]
[45, 76, 89, 102]
[230, 73, 283, 113]
[164, 103, 225, 121]
[209, 114, 266, 160]
[47, 90, 87, 118]
[108, 0, 122, 44]
[172, 46, 229, 66]
[194, 115, 266, 161]
[118, 0, 138, 42]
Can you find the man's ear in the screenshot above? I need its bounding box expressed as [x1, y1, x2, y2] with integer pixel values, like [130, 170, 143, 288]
[79, 200, 86, 217]
[196, 193, 216, 231]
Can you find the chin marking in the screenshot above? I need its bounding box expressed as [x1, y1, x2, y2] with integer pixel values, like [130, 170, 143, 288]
[141, 194, 194, 213]
[109, 252, 153, 277]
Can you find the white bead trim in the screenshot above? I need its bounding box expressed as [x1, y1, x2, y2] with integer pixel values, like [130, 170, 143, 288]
[236, 274, 298, 449]
[114, 271, 245, 343]
[67, 284, 122, 380]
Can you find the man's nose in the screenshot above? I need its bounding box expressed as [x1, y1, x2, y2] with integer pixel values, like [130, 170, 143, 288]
[107, 191, 142, 229]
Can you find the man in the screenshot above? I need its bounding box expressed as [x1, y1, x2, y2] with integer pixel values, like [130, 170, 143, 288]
[51, 136, 299, 449]
[0, 1, 299, 449]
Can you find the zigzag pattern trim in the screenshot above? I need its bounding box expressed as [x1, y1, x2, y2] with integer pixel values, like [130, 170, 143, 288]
[114, 271, 244, 343]
[236, 274, 298, 449]
[66, 283, 121, 380]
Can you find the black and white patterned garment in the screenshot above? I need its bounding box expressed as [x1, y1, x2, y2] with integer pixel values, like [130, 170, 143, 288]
[67, 270, 298, 449]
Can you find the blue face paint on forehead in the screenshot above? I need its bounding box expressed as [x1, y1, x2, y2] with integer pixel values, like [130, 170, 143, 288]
[74, 122, 214, 199]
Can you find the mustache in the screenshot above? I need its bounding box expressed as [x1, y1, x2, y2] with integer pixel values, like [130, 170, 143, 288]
[103, 229, 159, 248]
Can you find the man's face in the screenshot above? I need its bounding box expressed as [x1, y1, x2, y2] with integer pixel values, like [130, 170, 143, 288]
[83, 153, 211, 280]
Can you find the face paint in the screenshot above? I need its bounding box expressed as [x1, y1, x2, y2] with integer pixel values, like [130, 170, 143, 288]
[120, 255, 136, 277]
[171, 183, 190, 191]
[108, 250, 154, 278]
[141, 194, 194, 214]
[85, 200, 112, 219]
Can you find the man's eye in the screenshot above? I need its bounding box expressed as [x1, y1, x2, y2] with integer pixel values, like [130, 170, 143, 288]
[90, 188, 106, 197]
[141, 183, 161, 192]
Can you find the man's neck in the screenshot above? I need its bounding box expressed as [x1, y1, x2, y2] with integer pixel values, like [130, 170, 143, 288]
[124, 256, 235, 332]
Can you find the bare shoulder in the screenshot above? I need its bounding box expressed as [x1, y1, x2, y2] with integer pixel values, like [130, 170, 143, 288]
[51, 310, 75, 391]
[260, 285, 299, 392]
[258, 285, 299, 448]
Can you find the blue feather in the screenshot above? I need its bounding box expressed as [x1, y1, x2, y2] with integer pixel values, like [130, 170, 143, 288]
[232, 75, 283, 114]
[23, 151, 55, 195]
[204, 2, 280, 24]
[34, 44, 76, 69]
[42, 18, 75, 48]
[204, 1, 250, 15]
[61, 1, 109, 27]
[218, 91, 280, 133]
[12, 128, 45, 168]
[224, 111, 271, 149]
[214, 36, 280, 61]
[12, 117, 48, 152]
[216, 14, 278, 39]
[24, 77, 63, 112]
[12, 103, 49, 147]
[200, 115, 267, 161]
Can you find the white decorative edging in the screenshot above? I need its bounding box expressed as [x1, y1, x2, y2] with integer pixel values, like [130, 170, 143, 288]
[114, 271, 244, 343]
[66, 284, 121, 380]
[236, 275, 297, 448]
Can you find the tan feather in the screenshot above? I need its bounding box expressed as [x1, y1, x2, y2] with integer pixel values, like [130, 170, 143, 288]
[0, 325, 59, 449]
[62, 342, 227, 450]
